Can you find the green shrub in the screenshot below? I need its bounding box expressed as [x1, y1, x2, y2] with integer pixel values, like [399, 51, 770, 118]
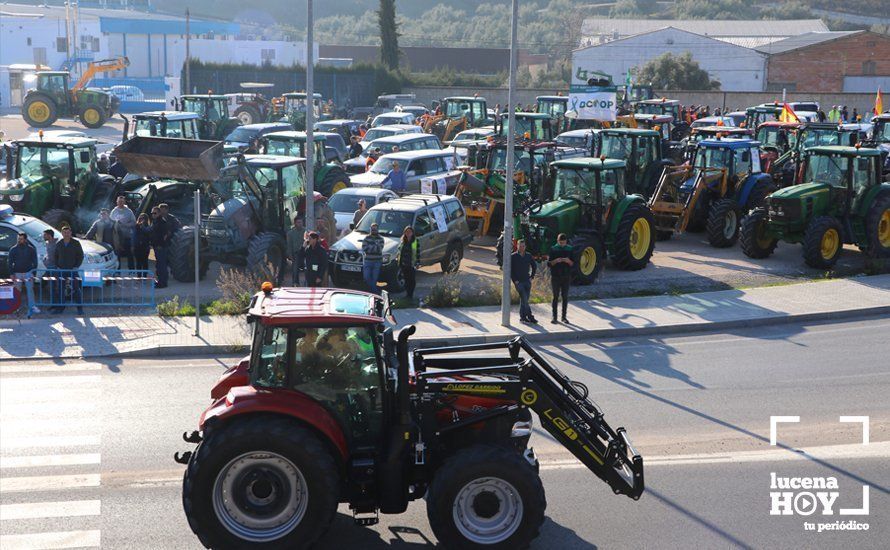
[157, 296, 196, 317]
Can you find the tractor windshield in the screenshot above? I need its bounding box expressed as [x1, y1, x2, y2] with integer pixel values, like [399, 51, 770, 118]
[501, 117, 546, 139]
[756, 127, 796, 150]
[537, 100, 566, 118]
[182, 99, 207, 116]
[799, 128, 853, 149]
[489, 148, 533, 173]
[444, 100, 484, 122]
[804, 154, 848, 188]
[695, 147, 732, 172]
[266, 138, 304, 158]
[600, 133, 631, 160]
[18, 146, 70, 184]
[875, 121, 890, 142]
[553, 168, 596, 200]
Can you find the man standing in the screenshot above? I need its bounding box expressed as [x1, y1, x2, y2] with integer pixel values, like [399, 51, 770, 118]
[110, 195, 136, 269]
[9, 232, 39, 314]
[286, 216, 305, 286]
[85, 208, 115, 248]
[510, 239, 537, 324]
[361, 223, 385, 294]
[380, 160, 407, 194]
[159, 203, 181, 238]
[53, 226, 84, 314]
[548, 234, 574, 324]
[352, 199, 368, 230]
[348, 136, 363, 159]
[150, 207, 169, 288]
[43, 229, 57, 270]
[302, 232, 327, 287]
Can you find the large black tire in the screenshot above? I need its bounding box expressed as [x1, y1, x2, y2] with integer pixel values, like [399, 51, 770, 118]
[182, 416, 339, 549]
[247, 232, 286, 283]
[169, 227, 210, 283]
[317, 166, 351, 197]
[802, 215, 843, 269]
[23, 95, 58, 128]
[426, 445, 546, 550]
[706, 198, 741, 248]
[441, 241, 463, 273]
[570, 233, 604, 285]
[864, 192, 890, 259]
[43, 209, 74, 232]
[611, 203, 655, 271]
[745, 179, 774, 211]
[233, 105, 262, 126]
[79, 105, 107, 129]
[739, 208, 778, 259]
[387, 266, 406, 292]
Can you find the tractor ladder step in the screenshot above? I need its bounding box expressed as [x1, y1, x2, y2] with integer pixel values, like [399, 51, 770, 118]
[353, 510, 379, 526]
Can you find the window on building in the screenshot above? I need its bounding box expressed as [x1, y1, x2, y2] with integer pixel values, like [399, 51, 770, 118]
[261, 49, 276, 61]
[27, 37, 32, 46]
[56, 37, 67, 53]
[862, 61, 876, 76]
[33, 47, 47, 66]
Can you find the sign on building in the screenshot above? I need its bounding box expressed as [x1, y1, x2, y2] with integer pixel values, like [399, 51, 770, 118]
[568, 85, 617, 121]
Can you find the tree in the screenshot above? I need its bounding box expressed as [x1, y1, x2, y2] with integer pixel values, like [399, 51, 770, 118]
[635, 52, 721, 91]
[378, 0, 400, 71]
[610, 0, 660, 17]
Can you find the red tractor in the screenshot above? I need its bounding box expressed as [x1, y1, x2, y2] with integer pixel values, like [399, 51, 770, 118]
[176, 287, 644, 549]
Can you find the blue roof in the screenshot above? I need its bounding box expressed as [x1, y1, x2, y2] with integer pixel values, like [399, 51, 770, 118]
[99, 17, 239, 35]
[698, 139, 760, 149]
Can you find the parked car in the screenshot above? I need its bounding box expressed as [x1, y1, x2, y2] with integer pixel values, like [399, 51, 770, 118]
[327, 194, 473, 291]
[349, 149, 461, 194]
[313, 119, 362, 144]
[446, 127, 495, 146]
[314, 131, 349, 162]
[107, 85, 144, 103]
[328, 187, 399, 233]
[690, 116, 737, 129]
[0, 206, 118, 278]
[223, 122, 293, 154]
[371, 111, 418, 128]
[395, 105, 430, 119]
[359, 124, 424, 150]
[343, 133, 443, 174]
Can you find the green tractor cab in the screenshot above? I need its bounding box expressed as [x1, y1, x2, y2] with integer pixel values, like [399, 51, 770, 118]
[503, 157, 655, 284]
[497, 112, 554, 142]
[744, 103, 783, 130]
[280, 92, 328, 130]
[262, 131, 351, 197]
[757, 121, 859, 187]
[0, 134, 117, 231]
[129, 111, 202, 140]
[740, 145, 890, 269]
[22, 72, 119, 129]
[177, 95, 240, 140]
[649, 138, 775, 247]
[599, 127, 675, 197]
[424, 96, 489, 143]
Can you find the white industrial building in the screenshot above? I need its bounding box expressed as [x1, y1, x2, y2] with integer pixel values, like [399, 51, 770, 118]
[572, 27, 769, 92]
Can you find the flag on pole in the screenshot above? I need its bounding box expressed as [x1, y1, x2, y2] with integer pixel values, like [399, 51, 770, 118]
[779, 102, 800, 123]
[875, 87, 883, 115]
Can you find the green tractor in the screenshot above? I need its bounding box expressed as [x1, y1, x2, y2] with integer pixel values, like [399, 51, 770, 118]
[176, 95, 240, 140]
[502, 157, 655, 284]
[739, 145, 890, 269]
[262, 131, 351, 197]
[599, 127, 675, 197]
[496, 112, 554, 141]
[424, 96, 489, 143]
[0, 134, 117, 231]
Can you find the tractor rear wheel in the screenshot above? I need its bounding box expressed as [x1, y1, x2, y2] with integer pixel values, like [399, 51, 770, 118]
[168, 227, 209, 283]
[23, 95, 58, 128]
[182, 416, 339, 549]
[865, 193, 890, 259]
[427, 445, 545, 550]
[43, 209, 74, 232]
[318, 166, 351, 197]
[570, 233, 604, 285]
[247, 232, 286, 283]
[706, 198, 741, 248]
[79, 105, 107, 129]
[739, 208, 778, 259]
[611, 203, 655, 271]
[234, 105, 263, 126]
[802, 216, 843, 269]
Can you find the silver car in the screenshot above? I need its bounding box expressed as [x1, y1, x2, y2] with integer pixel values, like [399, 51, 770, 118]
[349, 149, 461, 194]
[327, 187, 399, 234]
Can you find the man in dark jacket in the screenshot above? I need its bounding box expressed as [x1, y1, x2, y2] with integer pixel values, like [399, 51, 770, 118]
[150, 207, 170, 288]
[510, 239, 537, 324]
[9, 232, 39, 313]
[53, 226, 85, 314]
[348, 136, 363, 159]
[302, 232, 327, 287]
[548, 233, 574, 324]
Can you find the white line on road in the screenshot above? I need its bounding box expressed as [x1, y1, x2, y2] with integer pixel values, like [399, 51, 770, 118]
[0, 435, 100, 451]
[0, 418, 100, 437]
[0, 388, 101, 406]
[1, 401, 98, 418]
[0, 474, 100, 493]
[0, 530, 100, 549]
[0, 363, 103, 374]
[0, 500, 100, 521]
[0, 454, 101, 470]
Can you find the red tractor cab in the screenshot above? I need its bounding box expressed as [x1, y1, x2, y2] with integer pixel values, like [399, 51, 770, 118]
[178, 286, 644, 549]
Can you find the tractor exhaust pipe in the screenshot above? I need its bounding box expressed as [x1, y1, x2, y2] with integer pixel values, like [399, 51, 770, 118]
[120, 113, 130, 141]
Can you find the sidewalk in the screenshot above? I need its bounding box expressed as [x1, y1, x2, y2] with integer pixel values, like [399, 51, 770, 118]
[1, 274, 889, 361]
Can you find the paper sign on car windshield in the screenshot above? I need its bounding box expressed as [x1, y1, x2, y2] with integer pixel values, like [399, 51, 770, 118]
[431, 205, 448, 233]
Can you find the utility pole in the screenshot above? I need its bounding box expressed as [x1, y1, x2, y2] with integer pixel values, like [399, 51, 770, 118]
[185, 9, 191, 94]
[501, 0, 519, 327]
[305, 0, 315, 232]
[194, 189, 201, 337]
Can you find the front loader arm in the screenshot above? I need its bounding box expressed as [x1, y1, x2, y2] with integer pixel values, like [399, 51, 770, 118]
[414, 337, 644, 499]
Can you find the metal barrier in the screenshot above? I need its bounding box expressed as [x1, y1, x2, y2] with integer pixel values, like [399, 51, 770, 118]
[3, 270, 156, 316]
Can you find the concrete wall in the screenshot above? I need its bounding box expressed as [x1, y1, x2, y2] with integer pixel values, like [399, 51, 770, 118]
[0, 16, 108, 69]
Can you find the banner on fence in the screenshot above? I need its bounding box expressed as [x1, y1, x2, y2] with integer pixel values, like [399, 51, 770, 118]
[568, 85, 618, 121]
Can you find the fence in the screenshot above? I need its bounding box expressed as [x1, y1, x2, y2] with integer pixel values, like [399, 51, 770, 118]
[1, 270, 156, 317]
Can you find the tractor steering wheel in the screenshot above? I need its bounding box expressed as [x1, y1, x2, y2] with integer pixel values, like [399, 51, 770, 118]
[527, 200, 543, 214]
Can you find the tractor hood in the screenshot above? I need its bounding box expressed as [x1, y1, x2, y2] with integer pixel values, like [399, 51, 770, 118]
[210, 196, 253, 219]
[531, 198, 579, 220]
[0, 177, 42, 195]
[768, 182, 829, 201]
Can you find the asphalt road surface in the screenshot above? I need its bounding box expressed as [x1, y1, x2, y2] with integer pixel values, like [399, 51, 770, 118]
[2, 315, 888, 549]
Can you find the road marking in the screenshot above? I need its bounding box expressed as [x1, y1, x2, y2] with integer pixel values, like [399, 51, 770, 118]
[0, 474, 101, 493]
[0, 418, 100, 437]
[0, 435, 100, 451]
[1, 454, 101, 469]
[0, 388, 102, 406]
[0, 530, 100, 549]
[538, 441, 890, 471]
[1, 401, 98, 418]
[0, 363, 103, 374]
[0, 500, 100, 521]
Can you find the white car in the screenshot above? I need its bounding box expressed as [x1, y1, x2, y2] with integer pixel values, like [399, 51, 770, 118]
[0, 206, 119, 277]
[327, 188, 399, 233]
[108, 85, 145, 102]
[371, 111, 418, 128]
[359, 124, 424, 151]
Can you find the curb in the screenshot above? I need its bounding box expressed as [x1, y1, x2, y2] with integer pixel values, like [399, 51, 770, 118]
[92, 303, 890, 360]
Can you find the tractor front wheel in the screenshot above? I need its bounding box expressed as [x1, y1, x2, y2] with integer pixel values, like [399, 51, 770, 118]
[42, 209, 74, 232]
[611, 203, 655, 271]
[234, 105, 263, 126]
[707, 198, 741, 248]
[802, 216, 843, 269]
[739, 208, 778, 259]
[23, 96, 58, 128]
[318, 167, 351, 197]
[247, 232, 286, 283]
[570, 233, 604, 285]
[427, 445, 545, 550]
[79, 105, 107, 129]
[865, 193, 890, 259]
[168, 227, 210, 283]
[182, 416, 339, 549]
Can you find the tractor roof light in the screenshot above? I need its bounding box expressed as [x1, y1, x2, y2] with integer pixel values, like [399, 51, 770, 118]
[38, 130, 44, 141]
[261, 281, 273, 294]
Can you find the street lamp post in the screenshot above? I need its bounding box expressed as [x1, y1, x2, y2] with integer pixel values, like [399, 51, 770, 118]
[305, 0, 315, 232]
[501, 0, 519, 327]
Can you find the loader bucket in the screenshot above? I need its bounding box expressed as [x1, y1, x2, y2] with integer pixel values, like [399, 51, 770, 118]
[113, 136, 224, 181]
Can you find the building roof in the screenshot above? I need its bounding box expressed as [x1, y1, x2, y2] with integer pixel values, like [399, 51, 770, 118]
[755, 31, 862, 54]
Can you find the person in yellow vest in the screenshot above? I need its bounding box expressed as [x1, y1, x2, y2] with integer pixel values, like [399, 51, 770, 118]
[398, 226, 420, 300]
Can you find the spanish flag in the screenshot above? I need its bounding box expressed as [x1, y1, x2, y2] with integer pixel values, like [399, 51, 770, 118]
[875, 87, 884, 115]
[779, 102, 799, 123]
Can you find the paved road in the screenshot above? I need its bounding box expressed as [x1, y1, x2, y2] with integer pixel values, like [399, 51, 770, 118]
[2, 315, 887, 548]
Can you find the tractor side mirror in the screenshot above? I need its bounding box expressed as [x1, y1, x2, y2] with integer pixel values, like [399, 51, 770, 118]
[741, 151, 751, 162]
[79, 151, 91, 164]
